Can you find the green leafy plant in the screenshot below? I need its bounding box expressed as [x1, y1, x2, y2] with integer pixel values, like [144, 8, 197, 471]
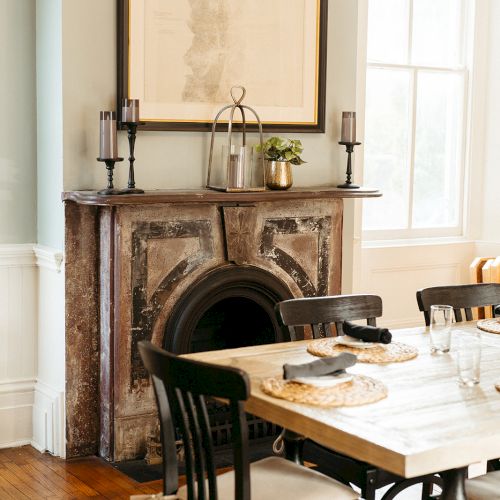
[256, 137, 306, 165]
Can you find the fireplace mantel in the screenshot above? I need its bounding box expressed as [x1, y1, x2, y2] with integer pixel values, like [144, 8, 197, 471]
[62, 186, 381, 205]
[63, 187, 380, 460]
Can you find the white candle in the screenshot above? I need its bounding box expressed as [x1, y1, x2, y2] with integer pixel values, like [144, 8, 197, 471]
[122, 99, 140, 123]
[99, 111, 117, 159]
[341, 111, 356, 143]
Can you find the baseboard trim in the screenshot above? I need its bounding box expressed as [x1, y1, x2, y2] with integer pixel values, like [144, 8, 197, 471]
[0, 439, 33, 450]
[32, 381, 65, 457]
[0, 380, 35, 448]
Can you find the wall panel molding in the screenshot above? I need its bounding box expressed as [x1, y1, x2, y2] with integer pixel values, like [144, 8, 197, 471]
[34, 244, 64, 272]
[359, 241, 476, 328]
[0, 243, 65, 455]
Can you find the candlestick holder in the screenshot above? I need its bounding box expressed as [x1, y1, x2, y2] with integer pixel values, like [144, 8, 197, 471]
[121, 122, 145, 194]
[337, 141, 361, 189]
[97, 157, 124, 195]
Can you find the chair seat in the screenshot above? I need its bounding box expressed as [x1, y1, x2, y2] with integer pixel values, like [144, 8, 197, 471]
[466, 470, 500, 499]
[177, 456, 358, 499]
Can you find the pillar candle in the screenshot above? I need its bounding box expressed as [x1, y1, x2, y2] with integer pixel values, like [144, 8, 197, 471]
[122, 99, 140, 123]
[99, 111, 118, 159]
[340, 111, 356, 143]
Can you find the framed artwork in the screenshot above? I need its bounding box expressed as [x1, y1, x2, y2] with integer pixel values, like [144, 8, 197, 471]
[117, 0, 328, 132]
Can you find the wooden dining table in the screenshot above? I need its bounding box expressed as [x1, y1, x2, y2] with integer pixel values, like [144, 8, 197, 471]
[185, 322, 500, 499]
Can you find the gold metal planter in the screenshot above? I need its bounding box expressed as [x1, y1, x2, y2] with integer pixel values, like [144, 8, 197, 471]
[265, 161, 293, 190]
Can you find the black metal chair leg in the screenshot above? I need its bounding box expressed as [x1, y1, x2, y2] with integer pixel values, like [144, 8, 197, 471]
[361, 469, 377, 500]
[283, 430, 305, 465]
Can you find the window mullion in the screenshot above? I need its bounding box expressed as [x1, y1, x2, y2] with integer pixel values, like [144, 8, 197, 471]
[408, 0, 414, 64]
[407, 68, 418, 230]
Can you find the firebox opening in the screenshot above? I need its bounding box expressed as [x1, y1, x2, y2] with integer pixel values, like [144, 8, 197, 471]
[191, 296, 276, 353]
[164, 265, 294, 354]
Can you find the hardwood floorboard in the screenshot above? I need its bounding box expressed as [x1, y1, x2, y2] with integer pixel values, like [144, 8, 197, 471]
[0, 446, 164, 499]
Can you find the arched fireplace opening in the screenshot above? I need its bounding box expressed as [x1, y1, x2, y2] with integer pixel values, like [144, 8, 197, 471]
[162, 265, 294, 461]
[164, 265, 294, 354]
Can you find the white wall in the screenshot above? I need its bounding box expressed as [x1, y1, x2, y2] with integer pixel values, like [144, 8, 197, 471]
[480, 0, 500, 245]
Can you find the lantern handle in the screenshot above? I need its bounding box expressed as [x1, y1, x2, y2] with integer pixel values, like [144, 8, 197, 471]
[230, 86, 246, 106]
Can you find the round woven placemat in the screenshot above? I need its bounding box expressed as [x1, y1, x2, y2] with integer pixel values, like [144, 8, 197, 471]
[307, 339, 418, 363]
[261, 374, 387, 407]
[477, 319, 500, 334]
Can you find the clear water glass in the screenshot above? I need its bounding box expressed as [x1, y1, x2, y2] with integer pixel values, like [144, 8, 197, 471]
[456, 331, 481, 386]
[430, 304, 453, 354]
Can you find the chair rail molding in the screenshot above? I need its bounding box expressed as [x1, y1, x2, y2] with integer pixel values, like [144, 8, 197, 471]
[34, 244, 64, 272]
[0, 243, 36, 267]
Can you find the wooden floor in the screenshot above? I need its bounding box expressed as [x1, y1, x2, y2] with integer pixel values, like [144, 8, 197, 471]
[0, 445, 163, 499]
[0, 445, 442, 499]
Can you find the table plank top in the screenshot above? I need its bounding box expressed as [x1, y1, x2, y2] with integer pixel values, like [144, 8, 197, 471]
[185, 322, 500, 478]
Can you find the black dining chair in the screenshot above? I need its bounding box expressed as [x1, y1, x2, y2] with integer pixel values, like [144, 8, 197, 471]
[416, 283, 500, 326]
[276, 294, 442, 500]
[137, 340, 359, 500]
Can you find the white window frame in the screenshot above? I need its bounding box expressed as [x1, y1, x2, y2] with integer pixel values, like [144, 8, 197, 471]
[362, 0, 474, 242]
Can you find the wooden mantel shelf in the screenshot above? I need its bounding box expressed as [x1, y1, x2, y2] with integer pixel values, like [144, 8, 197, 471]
[62, 186, 381, 206]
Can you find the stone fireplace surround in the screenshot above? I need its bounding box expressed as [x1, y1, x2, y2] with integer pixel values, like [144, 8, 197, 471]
[63, 187, 380, 461]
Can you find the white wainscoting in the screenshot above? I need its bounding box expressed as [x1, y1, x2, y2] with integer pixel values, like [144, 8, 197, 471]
[0, 244, 65, 456]
[32, 244, 65, 457]
[0, 244, 37, 448]
[358, 241, 476, 328]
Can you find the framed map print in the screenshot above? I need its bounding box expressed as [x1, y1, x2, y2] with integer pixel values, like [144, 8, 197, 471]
[117, 0, 328, 132]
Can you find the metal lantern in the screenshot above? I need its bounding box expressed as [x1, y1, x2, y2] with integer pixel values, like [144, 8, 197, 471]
[206, 86, 266, 192]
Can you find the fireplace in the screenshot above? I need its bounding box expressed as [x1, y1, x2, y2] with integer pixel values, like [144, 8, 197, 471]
[64, 187, 380, 460]
[164, 265, 292, 353]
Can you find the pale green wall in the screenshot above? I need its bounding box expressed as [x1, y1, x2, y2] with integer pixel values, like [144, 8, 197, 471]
[0, 0, 36, 244]
[36, 0, 64, 249]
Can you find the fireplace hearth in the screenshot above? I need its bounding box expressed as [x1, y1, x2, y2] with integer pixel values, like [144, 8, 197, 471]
[64, 187, 380, 460]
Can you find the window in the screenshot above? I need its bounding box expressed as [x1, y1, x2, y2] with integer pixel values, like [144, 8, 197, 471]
[362, 0, 472, 239]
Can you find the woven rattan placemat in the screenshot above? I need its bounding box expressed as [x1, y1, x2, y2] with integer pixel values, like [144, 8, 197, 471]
[477, 319, 500, 334]
[261, 374, 387, 407]
[307, 339, 418, 363]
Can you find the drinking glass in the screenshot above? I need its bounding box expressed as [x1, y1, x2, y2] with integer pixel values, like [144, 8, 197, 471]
[429, 304, 453, 353]
[456, 331, 481, 386]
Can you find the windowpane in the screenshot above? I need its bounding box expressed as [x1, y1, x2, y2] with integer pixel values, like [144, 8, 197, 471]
[367, 0, 409, 64]
[412, 0, 463, 67]
[412, 71, 463, 228]
[363, 68, 412, 230]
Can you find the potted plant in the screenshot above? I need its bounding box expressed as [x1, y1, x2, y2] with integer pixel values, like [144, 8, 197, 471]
[256, 137, 306, 190]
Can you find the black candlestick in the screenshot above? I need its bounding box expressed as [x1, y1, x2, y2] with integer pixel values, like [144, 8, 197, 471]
[337, 141, 361, 189]
[97, 157, 124, 195]
[121, 122, 145, 194]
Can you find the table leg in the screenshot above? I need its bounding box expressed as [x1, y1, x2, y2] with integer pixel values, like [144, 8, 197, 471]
[439, 467, 467, 500]
[283, 430, 305, 465]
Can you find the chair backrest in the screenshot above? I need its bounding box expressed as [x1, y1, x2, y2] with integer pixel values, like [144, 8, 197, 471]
[138, 340, 251, 500]
[276, 294, 383, 339]
[416, 283, 500, 326]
